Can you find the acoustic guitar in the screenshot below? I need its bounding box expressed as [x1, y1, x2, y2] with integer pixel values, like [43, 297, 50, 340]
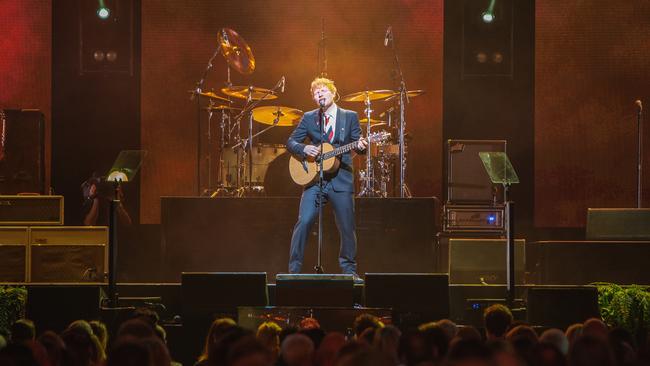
[289, 131, 390, 186]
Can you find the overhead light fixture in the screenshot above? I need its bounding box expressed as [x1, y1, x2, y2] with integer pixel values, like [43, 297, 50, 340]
[482, 0, 496, 23]
[96, 0, 110, 20]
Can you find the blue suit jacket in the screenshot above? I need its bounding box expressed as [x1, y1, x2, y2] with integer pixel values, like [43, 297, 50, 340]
[287, 106, 364, 192]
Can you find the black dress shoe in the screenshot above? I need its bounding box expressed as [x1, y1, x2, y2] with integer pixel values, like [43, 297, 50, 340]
[352, 274, 364, 284]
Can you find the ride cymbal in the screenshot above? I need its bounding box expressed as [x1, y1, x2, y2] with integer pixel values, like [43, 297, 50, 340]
[253, 106, 303, 127]
[341, 90, 396, 102]
[203, 105, 242, 111]
[218, 28, 255, 75]
[221, 86, 278, 101]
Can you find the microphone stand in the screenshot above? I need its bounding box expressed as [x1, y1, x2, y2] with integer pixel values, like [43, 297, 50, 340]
[192, 46, 222, 196]
[315, 101, 326, 274]
[387, 28, 411, 197]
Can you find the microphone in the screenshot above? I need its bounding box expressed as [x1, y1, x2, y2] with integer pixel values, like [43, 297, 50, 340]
[635, 100, 643, 113]
[384, 26, 392, 47]
[319, 98, 326, 108]
[281, 76, 286, 93]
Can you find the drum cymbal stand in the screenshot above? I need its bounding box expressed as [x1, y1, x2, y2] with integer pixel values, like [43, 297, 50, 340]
[358, 92, 379, 197]
[386, 26, 411, 197]
[231, 77, 285, 196]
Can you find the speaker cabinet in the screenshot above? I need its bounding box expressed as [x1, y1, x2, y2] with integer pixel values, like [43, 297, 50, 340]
[29, 226, 108, 283]
[27, 285, 102, 334]
[526, 286, 599, 329]
[365, 273, 449, 327]
[0, 110, 45, 194]
[449, 238, 525, 284]
[587, 208, 650, 240]
[0, 227, 29, 281]
[275, 274, 354, 307]
[0, 195, 63, 225]
[446, 140, 506, 204]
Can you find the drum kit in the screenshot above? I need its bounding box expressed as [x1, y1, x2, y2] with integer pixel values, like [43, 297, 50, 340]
[191, 28, 424, 198]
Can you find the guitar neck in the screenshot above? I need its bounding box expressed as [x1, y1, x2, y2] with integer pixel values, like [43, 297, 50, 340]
[322, 141, 358, 160]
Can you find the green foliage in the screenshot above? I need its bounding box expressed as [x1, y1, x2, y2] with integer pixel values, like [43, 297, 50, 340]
[0, 286, 27, 337]
[595, 283, 650, 335]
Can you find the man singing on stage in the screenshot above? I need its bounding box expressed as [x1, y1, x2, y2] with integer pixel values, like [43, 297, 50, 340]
[286, 77, 367, 283]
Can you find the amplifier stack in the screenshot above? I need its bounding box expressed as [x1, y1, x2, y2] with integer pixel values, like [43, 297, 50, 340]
[0, 195, 108, 283]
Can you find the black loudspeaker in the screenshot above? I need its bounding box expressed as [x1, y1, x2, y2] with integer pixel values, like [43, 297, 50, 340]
[364, 273, 449, 327]
[78, 0, 134, 74]
[531, 241, 650, 285]
[527, 286, 600, 329]
[586, 208, 650, 240]
[462, 0, 513, 77]
[181, 272, 268, 316]
[0, 195, 63, 225]
[275, 274, 354, 307]
[449, 238, 525, 284]
[0, 110, 45, 194]
[181, 272, 268, 366]
[26, 285, 102, 334]
[446, 140, 506, 204]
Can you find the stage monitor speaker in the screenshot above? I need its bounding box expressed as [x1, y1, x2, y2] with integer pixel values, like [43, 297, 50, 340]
[0, 227, 28, 281]
[0, 195, 63, 226]
[275, 274, 354, 307]
[526, 286, 599, 329]
[446, 140, 506, 204]
[586, 208, 650, 240]
[449, 238, 525, 284]
[26, 285, 102, 335]
[364, 273, 449, 326]
[29, 226, 108, 283]
[0, 110, 45, 195]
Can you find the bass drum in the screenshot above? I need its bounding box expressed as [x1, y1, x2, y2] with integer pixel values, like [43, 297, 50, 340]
[264, 151, 303, 197]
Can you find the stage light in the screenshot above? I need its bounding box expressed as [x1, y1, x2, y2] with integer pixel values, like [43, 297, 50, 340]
[106, 51, 118, 62]
[93, 50, 105, 62]
[481, 0, 496, 23]
[97, 0, 110, 19]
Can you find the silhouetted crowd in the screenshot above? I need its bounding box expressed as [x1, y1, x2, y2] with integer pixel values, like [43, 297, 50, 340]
[1, 304, 649, 366]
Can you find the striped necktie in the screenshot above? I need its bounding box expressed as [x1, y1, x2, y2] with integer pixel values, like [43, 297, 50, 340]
[325, 115, 334, 143]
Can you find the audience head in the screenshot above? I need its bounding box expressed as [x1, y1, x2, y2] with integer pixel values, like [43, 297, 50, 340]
[89, 320, 109, 351]
[10, 319, 35, 344]
[281, 333, 314, 366]
[582, 318, 608, 341]
[446, 338, 493, 366]
[436, 319, 459, 342]
[568, 335, 615, 366]
[256, 321, 282, 362]
[352, 313, 384, 338]
[198, 317, 238, 363]
[227, 336, 272, 366]
[484, 304, 513, 340]
[540, 328, 569, 355]
[117, 318, 156, 340]
[37, 331, 66, 366]
[314, 332, 345, 366]
[565, 323, 583, 348]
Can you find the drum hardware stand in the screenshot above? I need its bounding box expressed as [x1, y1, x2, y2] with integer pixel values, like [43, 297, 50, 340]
[230, 78, 285, 196]
[358, 92, 379, 197]
[192, 44, 223, 196]
[636, 100, 643, 208]
[386, 26, 411, 197]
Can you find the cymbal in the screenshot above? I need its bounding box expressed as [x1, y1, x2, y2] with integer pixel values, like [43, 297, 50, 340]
[253, 106, 303, 127]
[218, 28, 255, 75]
[383, 89, 426, 102]
[359, 117, 386, 125]
[203, 105, 242, 111]
[341, 90, 396, 102]
[189, 90, 231, 102]
[221, 86, 278, 101]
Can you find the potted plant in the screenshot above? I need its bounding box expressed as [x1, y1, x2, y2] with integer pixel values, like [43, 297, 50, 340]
[0, 286, 27, 337]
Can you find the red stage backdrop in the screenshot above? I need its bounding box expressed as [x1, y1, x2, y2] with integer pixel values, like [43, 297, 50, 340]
[141, 0, 443, 224]
[535, 1, 650, 227]
[0, 1, 51, 189]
